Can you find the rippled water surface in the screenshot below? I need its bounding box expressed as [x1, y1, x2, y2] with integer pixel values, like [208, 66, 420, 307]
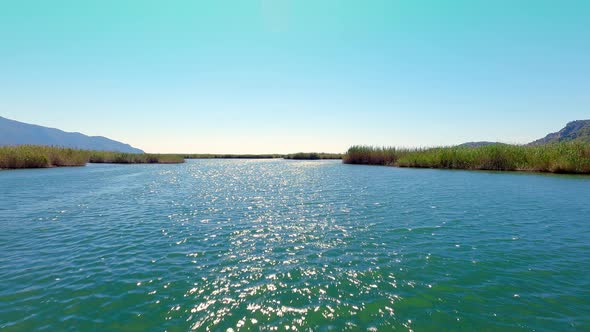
[1, 160, 590, 331]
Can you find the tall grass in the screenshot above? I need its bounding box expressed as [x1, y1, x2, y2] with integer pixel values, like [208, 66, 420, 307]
[0, 145, 89, 169]
[89, 151, 184, 164]
[1, 146, 344, 170]
[343, 143, 590, 174]
[0, 145, 184, 169]
[342, 146, 398, 165]
[284, 152, 342, 160]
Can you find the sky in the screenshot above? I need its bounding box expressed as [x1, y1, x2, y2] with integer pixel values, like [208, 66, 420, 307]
[1, 0, 589, 153]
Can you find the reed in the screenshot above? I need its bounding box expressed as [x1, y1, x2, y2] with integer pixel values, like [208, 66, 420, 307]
[0, 145, 184, 169]
[343, 143, 590, 174]
[284, 152, 342, 160]
[89, 151, 185, 164]
[0, 145, 88, 169]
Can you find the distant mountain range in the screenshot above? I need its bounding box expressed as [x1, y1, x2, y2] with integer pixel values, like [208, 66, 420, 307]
[2, 116, 588, 153]
[0, 116, 144, 153]
[460, 120, 590, 147]
[529, 120, 590, 145]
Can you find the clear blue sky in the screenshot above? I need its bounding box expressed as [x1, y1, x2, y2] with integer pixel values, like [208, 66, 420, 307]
[1, 0, 588, 153]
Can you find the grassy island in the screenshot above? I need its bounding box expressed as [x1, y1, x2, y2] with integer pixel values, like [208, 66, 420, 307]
[344, 143, 590, 174]
[0, 145, 184, 169]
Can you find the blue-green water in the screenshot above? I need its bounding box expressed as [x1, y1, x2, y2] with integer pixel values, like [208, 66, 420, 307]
[1, 160, 589, 331]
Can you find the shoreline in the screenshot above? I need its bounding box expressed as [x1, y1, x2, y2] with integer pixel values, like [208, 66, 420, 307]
[0, 145, 185, 170]
[0, 146, 342, 170]
[343, 143, 590, 175]
[344, 162, 590, 177]
[3, 143, 589, 175]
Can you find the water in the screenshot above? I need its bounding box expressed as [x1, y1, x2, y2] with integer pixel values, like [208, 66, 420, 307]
[1, 160, 589, 331]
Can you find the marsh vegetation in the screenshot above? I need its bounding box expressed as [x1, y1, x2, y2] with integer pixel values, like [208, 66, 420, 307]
[0, 146, 184, 169]
[343, 143, 590, 174]
[0, 146, 343, 170]
[284, 152, 342, 160]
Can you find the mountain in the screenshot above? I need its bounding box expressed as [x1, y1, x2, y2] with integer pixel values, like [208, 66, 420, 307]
[457, 141, 504, 148]
[529, 120, 590, 145]
[0, 116, 144, 153]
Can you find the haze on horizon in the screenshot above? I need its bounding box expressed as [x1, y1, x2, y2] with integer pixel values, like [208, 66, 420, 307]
[1, 0, 588, 154]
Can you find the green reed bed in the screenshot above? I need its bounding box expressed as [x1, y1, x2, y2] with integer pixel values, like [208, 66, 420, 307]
[0, 145, 184, 169]
[89, 151, 184, 164]
[0, 145, 89, 169]
[343, 143, 590, 174]
[284, 152, 342, 160]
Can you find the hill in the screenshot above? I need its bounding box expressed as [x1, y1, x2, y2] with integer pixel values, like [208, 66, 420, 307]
[0, 116, 144, 153]
[529, 120, 590, 145]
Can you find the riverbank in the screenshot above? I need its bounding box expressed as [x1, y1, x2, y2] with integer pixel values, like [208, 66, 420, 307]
[0, 146, 184, 169]
[343, 142, 590, 174]
[0, 147, 343, 170]
[88, 151, 184, 164]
